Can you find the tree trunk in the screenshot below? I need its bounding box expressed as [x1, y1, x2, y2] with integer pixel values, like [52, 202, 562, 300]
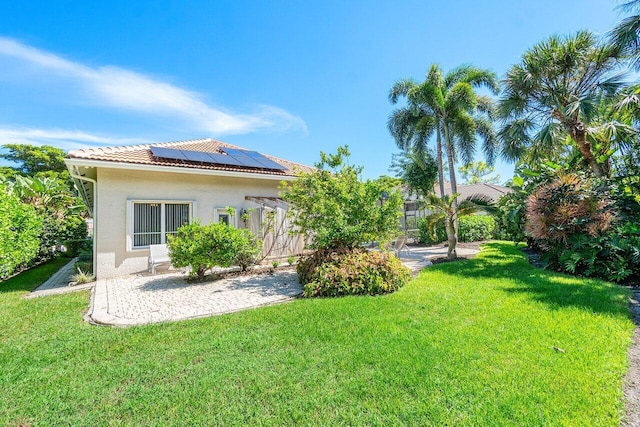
[445, 217, 457, 259]
[570, 122, 606, 178]
[443, 124, 459, 244]
[436, 125, 445, 198]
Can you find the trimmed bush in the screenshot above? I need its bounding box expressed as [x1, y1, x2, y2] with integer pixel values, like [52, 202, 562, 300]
[298, 248, 411, 297]
[458, 215, 495, 242]
[418, 215, 494, 244]
[418, 217, 447, 244]
[167, 221, 261, 280]
[0, 190, 42, 279]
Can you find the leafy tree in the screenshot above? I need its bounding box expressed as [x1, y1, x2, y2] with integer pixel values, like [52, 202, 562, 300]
[388, 64, 499, 200]
[498, 31, 626, 178]
[390, 149, 438, 198]
[0, 188, 42, 279]
[459, 161, 501, 184]
[422, 193, 494, 259]
[0, 144, 67, 176]
[281, 146, 403, 250]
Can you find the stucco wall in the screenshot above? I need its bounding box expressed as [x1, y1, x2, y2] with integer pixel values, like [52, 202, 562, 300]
[95, 167, 284, 279]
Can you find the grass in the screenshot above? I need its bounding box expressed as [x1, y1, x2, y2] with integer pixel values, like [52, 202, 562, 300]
[0, 243, 634, 426]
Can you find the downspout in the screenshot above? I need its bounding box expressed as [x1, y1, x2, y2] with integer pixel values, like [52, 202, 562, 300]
[69, 166, 97, 278]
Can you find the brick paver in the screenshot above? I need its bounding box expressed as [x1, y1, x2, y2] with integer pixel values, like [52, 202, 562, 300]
[87, 245, 479, 327]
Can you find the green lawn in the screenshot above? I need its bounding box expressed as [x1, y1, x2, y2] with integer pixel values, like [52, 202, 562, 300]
[0, 243, 634, 426]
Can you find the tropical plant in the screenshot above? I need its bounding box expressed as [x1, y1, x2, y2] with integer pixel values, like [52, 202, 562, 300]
[298, 248, 410, 297]
[609, 0, 640, 70]
[422, 193, 494, 259]
[388, 64, 500, 200]
[498, 31, 627, 178]
[281, 146, 403, 251]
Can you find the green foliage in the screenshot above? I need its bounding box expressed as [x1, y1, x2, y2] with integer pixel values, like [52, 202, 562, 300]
[167, 222, 261, 280]
[281, 146, 403, 250]
[419, 214, 495, 244]
[458, 215, 495, 242]
[524, 174, 640, 282]
[0, 144, 67, 176]
[287, 255, 295, 266]
[422, 193, 494, 257]
[418, 217, 447, 244]
[493, 192, 527, 244]
[272, 261, 280, 269]
[297, 247, 411, 297]
[459, 161, 501, 184]
[0, 189, 42, 279]
[71, 268, 95, 285]
[390, 149, 438, 197]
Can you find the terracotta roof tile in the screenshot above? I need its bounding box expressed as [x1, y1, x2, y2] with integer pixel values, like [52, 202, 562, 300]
[67, 138, 313, 177]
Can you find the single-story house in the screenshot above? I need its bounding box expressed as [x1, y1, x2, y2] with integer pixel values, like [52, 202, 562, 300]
[65, 138, 313, 279]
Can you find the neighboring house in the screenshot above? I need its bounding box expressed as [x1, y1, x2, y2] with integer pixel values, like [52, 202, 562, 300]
[65, 138, 313, 279]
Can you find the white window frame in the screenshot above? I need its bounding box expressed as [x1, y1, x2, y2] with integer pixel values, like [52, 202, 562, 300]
[214, 207, 237, 228]
[126, 200, 196, 251]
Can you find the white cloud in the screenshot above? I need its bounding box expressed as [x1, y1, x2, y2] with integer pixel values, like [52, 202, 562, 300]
[0, 127, 153, 151]
[0, 37, 307, 135]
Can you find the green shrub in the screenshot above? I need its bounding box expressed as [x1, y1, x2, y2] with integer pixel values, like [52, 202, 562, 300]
[493, 192, 526, 244]
[167, 222, 261, 280]
[458, 215, 495, 242]
[0, 189, 42, 279]
[298, 248, 411, 297]
[418, 217, 447, 244]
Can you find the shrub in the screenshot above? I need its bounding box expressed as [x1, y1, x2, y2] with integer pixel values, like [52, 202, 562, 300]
[281, 146, 403, 250]
[418, 217, 447, 244]
[71, 268, 95, 285]
[0, 189, 41, 279]
[458, 215, 495, 242]
[525, 174, 640, 282]
[418, 215, 494, 243]
[167, 222, 261, 280]
[298, 248, 411, 297]
[493, 192, 526, 244]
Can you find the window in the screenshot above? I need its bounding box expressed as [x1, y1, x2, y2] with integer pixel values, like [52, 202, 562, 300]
[214, 207, 236, 227]
[130, 201, 192, 249]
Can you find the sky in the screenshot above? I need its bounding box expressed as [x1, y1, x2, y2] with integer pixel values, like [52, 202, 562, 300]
[0, 1, 625, 181]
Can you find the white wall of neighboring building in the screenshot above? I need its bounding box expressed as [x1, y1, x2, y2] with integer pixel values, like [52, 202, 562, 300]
[95, 167, 284, 279]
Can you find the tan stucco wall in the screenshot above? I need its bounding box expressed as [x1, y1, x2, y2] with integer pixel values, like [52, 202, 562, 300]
[95, 167, 284, 279]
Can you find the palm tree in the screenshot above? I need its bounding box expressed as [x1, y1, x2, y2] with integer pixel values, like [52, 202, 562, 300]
[499, 31, 626, 178]
[422, 193, 494, 259]
[609, 0, 640, 70]
[388, 64, 499, 199]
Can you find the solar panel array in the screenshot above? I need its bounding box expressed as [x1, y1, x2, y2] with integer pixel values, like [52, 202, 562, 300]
[149, 146, 287, 171]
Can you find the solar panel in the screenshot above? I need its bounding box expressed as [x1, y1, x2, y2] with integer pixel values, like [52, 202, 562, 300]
[150, 146, 187, 161]
[208, 153, 244, 166]
[151, 146, 286, 171]
[220, 147, 286, 170]
[181, 150, 216, 163]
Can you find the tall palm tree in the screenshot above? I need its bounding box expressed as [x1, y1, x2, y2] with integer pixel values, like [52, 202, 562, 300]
[388, 64, 499, 199]
[499, 31, 626, 178]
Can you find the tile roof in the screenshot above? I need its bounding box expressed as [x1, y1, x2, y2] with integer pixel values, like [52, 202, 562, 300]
[67, 138, 313, 177]
[402, 182, 512, 202]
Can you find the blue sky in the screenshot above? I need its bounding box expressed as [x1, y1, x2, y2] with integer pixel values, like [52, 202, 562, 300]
[0, 1, 624, 181]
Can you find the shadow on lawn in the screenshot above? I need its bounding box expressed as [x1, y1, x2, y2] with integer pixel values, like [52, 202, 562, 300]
[434, 242, 630, 319]
[0, 258, 71, 295]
